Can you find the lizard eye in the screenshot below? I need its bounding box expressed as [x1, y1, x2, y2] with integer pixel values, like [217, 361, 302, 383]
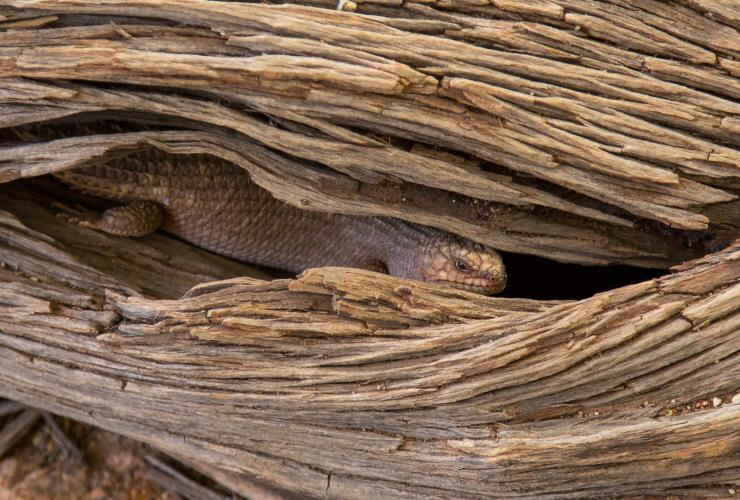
[455, 259, 471, 273]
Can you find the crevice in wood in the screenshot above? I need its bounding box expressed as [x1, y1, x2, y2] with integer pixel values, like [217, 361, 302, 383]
[0, 1, 738, 497]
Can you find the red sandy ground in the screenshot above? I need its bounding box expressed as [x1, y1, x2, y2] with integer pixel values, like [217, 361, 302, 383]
[0, 421, 174, 500]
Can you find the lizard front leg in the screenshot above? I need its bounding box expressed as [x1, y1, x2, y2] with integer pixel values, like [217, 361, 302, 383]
[56, 201, 163, 237]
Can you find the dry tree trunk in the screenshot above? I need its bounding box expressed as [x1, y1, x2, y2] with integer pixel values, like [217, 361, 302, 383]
[0, 0, 738, 498]
[2, 0, 739, 266]
[0, 186, 738, 498]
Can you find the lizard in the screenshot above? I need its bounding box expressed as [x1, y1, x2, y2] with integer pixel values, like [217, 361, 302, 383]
[53, 148, 507, 295]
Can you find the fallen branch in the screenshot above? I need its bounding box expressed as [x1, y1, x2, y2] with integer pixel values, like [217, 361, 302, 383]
[0, 1, 738, 497]
[0, 186, 737, 497]
[1, 0, 738, 267]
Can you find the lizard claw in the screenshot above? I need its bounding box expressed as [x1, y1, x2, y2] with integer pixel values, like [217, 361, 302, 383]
[51, 202, 101, 229]
[51, 201, 88, 216]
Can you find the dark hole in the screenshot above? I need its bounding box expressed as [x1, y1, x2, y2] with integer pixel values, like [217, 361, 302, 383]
[498, 252, 667, 300]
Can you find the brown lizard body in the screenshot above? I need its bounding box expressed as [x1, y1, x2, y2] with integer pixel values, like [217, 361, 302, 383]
[55, 149, 507, 294]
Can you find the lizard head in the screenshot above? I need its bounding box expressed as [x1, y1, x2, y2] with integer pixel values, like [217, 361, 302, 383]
[415, 238, 507, 295]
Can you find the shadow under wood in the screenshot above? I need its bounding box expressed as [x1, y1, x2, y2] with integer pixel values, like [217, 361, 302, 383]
[499, 252, 667, 300]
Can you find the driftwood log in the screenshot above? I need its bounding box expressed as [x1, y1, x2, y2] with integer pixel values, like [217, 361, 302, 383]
[0, 0, 738, 497]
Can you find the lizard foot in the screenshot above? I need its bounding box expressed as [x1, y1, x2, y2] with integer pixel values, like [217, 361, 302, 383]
[53, 201, 163, 237]
[52, 201, 104, 230]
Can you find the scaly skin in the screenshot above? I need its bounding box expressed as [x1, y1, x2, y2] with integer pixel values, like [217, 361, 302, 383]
[54, 149, 507, 294]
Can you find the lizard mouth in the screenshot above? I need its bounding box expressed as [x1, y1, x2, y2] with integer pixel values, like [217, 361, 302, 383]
[429, 278, 506, 295]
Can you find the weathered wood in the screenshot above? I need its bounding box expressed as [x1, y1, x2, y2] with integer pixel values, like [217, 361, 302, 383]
[41, 412, 84, 461]
[0, 410, 40, 459]
[0, 0, 738, 268]
[0, 1, 739, 497]
[0, 183, 737, 498]
[145, 455, 230, 500]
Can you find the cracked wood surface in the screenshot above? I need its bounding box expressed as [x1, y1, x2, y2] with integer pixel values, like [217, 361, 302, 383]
[0, 1, 739, 497]
[0, 0, 738, 268]
[0, 178, 738, 498]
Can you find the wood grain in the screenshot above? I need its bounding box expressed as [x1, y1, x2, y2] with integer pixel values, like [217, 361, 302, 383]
[0, 0, 738, 268]
[0, 182, 737, 498]
[0, 1, 738, 497]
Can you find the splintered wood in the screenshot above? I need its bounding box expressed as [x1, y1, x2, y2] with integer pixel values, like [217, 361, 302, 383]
[0, 0, 738, 268]
[0, 186, 737, 498]
[0, 1, 738, 498]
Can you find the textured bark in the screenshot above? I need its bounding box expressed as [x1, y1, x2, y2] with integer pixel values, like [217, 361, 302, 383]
[0, 0, 739, 498]
[1, 0, 739, 267]
[0, 185, 738, 498]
